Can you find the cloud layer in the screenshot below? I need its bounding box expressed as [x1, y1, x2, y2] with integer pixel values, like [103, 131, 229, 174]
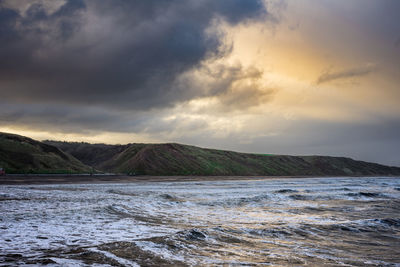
[1, 0, 399, 166]
[0, 0, 267, 110]
[316, 64, 376, 85]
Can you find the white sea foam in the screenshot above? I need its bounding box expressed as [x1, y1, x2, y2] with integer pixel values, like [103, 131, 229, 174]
[1, 177, 400, 265]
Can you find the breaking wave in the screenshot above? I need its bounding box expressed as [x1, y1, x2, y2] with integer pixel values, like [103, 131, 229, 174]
[1, 176, 400, 266]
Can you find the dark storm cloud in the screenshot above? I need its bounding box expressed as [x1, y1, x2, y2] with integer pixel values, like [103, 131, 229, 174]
[316, 65, 376, 85]
[0, 102, 208, 135]
[0, 0, 267, 110]
[0, 103, 135, 133]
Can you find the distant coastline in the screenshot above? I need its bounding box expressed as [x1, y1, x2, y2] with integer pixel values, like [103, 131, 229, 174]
[0, 174, 397, 185]
[2, 132, 400, 178]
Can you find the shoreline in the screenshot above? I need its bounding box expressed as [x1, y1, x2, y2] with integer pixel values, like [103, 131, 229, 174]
[0, 174, 395, 185]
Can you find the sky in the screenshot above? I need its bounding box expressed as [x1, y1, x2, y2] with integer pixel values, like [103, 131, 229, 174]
[0, 0, 399, 166]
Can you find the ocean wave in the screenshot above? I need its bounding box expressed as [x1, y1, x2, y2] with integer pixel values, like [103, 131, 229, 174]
[2, 177, 400, 266]
[159, 193, 183, 202]
[104, 204, 134, 218]
[374, 218, 400, 228]
[274, 189, 299, 194]
[180, 229, 208, 241]
[336, 187, 352, 191]
[200, 194, 269, 207]
[345, 192, 388, 198]
[247, 228, 293, 238]
[97, 241, 185, 266]
[245, 216, 400, 242]
[106, 189, 138, 197]
[289, 194, 312, 201]
[310, 217, 400, 234]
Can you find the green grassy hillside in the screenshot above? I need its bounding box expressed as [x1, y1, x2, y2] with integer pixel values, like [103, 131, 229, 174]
[3, 132, 399, 176]
[48, 141, 400, 176]
[44, 141, 131, 168]
[0, 132, 91, 174]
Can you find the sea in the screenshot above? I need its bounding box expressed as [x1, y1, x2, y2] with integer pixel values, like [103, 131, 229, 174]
[1, 177, 400, 266]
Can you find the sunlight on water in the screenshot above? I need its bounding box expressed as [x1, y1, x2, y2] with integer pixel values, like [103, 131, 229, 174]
[1, 177, 400, 266]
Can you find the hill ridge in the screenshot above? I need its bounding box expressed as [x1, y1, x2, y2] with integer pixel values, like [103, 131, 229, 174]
[46, 140, 400, 176]
[1, 132, 399, 176]
[0, 132, 91, 174]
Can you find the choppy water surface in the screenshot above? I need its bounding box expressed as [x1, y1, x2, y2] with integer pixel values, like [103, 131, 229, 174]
[1, 177, 400, 266]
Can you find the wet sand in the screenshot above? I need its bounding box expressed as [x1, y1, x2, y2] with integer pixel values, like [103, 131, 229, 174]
[0, 174, 328, 185]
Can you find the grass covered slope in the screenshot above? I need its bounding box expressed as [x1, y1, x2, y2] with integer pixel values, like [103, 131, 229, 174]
[44, 141, 131, 169]
[0, 132, 91, 174]
[49, 141, 400, 176]
[106, 143, 400, 176]
[3, 132, 399, 176]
